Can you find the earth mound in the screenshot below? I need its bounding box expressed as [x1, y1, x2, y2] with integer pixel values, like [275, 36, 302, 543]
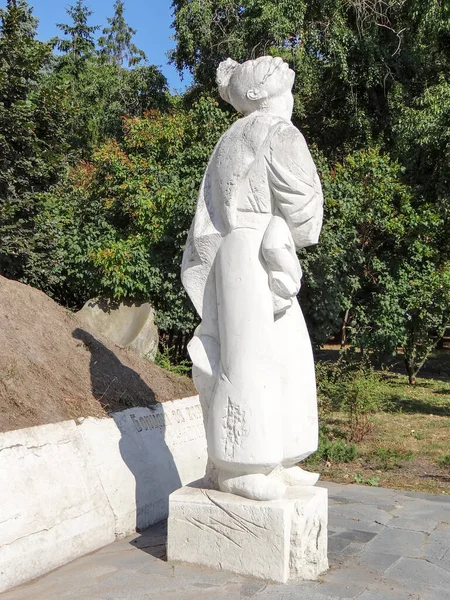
[0, 276, 195, 433]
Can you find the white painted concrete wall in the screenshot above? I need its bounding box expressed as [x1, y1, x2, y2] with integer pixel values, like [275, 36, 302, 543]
[0, 396, 206, 594]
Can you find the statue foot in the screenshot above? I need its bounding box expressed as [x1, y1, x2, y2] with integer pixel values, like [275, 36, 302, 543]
[218, 471, 286, 501]
[278, 466, 319, 487]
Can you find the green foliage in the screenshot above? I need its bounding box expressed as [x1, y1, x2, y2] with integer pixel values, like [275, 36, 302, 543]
[308, 427, 358, 464]
[316, 357, 393, 440]
[300, 147, 414, 348]
[438, 454, 450, 469]
[341, 368, 390, 442]
[0, 0, 71, 285]
[55, 0, 99, 79]
[316, 357, 390, 411]
[302, 147, 450, 381]
[52, 1, 167, 155]
[172, 0, 450, 376]
[0, 0, 174, 321]
[375, 255, 450, 384]
[38, 97, 232, 334]
[154, 345, 192, 376]
[171, 1, 450, 156]
[46, 59, 168, 153]
[324, 438, 358, 463]
[372, 447, 413, 471]
[98, 0, 146, 67]
[354, 473, 379, 486]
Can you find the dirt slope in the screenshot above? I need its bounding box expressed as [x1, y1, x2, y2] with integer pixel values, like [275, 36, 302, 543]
[0, 276, 195, 433]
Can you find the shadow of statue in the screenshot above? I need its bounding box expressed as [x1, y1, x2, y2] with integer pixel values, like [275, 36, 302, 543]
[72, 328, 181, 551]
[72, 327, 157, 410]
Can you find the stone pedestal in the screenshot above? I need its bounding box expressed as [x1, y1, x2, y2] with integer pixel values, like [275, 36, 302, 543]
[167, 484, 328, 583]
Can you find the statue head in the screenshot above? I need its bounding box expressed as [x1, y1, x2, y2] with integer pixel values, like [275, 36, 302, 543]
[217, 56, 295, 120]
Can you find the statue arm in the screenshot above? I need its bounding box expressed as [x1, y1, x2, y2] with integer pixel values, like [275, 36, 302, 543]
[267, 125, 323, 249]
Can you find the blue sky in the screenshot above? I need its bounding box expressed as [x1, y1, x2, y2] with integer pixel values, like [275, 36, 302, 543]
[7, 0, 191, 91]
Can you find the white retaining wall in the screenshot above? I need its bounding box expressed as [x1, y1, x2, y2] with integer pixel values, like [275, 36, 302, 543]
[0, 396, 206, 594]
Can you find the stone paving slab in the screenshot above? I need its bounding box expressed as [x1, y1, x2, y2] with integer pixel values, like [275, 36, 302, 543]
[1, 482, 449, 600]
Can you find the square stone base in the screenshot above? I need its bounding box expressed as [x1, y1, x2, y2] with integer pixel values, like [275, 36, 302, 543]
[167, 483, 328, 583]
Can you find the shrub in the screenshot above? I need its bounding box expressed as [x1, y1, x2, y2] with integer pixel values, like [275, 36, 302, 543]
[438, 454, 450, 468]
[354, 473, 380, 486]
[154, 345, 192, 376]
[34, 97, 232, 344]
[316, 356, 393, 441]
[373, 447, 413, 471]
[308, 428, 358, 465]
[326, 439, 359, 463]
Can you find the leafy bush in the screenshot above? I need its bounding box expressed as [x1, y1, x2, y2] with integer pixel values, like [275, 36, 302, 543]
[341, 366, 392, 442]
[174, 0, 450, 381]
[438, 454, 450, 469]
[0, 2, 72, 286]
[373, 447, 413, 471]
[301, 146, 450, 382]
[316, 357, 393, 441]
[34, 97, 232, 342]
[325, 438, 359, 463]
[354, 473, 379, 487]
[154, 345, 191, 376]
[308, 428, 358, 465]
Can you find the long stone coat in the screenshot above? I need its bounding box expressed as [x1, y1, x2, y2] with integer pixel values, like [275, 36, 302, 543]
[182, 111, 323, 474]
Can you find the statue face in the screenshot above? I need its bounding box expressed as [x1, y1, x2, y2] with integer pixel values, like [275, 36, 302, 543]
[260, 58, 295, 99]
[228, 57, 295, 118]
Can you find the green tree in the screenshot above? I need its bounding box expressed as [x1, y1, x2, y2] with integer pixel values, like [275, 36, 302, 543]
[50, 0, 167, 155]
[0, 0, 71, 285]
[98, 0, 146, 67]
[38, 97, 232, 343]
[300, 148, 413, 347]
[170, 1, 450, 159]
[301, 148, 450, 382]
[55, 0, 99, 79]
[170, 0, 450, 376]
[45, 59, 168, 154]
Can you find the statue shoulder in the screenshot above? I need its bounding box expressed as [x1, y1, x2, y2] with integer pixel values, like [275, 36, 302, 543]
[273, 121, 307, 146]
[270, 122, 312, 161]
[224, 113, 285, 152]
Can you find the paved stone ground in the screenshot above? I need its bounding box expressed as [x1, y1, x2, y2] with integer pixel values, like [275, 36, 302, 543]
[2, 482, 449, 600]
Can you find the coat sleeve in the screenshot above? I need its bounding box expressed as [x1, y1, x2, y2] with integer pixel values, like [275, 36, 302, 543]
[266, 123, 323, 249]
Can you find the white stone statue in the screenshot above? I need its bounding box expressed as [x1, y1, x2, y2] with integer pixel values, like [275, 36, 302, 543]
[181, 56, 324, 502]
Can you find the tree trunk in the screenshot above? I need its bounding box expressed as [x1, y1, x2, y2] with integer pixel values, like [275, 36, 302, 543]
[340, 308, 350, 350]
[404, 358, 416, 385]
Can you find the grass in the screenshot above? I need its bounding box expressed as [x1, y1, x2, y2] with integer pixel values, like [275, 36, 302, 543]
[308, 349, 450, 495]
